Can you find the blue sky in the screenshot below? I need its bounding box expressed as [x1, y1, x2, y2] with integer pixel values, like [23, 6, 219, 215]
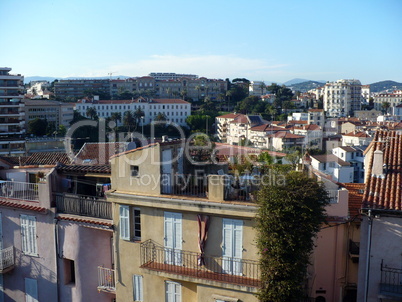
[1, 0, 401, 84]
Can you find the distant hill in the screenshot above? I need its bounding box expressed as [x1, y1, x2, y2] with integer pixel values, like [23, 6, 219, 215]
[283, 78, 311, 86]
[369, 80, 402, 93]
[286, 80, 326, 92]
[24, 75, 130, 84]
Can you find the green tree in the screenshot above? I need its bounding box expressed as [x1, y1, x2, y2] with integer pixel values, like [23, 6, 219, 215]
[28, 118, 48, 136]
[58, 125, 67, 136]
[123, 111, 135, 131]
[110, 112, 122, 125]
[86, 107, 98, 120]
[256, 171, 329, 302]
[381, 101, 391, 114]
[133, 108, 145, 124]
[155, 112, 167, 121]
[186, 114, 213, 133]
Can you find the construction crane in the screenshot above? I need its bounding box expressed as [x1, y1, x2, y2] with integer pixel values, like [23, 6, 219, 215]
[108, 71, 118, 80]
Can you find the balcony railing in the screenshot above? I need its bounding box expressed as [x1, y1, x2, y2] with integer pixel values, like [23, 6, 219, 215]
[140, 240, 260, 287]
[97, 266, 115, 293]
[55, 193, 112, 220]
[380, 262, 402, 297]
[161, 174, 207, 198]
[0, 181, 42, 202]
[0, 246, 15, 273]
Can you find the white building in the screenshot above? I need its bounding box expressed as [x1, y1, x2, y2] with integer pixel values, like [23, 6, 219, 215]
[342, 131, 372, 147]
[249, 81, 266, 96]
[309, 154, 354, 183]
[323, 79, 363, 117]
[373, 90, 402, 112]
[308, 109, 325, 127]
[332, 146, 365, 182]
[75, 98, 191, 126]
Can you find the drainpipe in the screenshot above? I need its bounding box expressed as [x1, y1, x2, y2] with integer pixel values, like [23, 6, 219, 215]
[54, 217, 60, 302]
[363, 210, 373, 302]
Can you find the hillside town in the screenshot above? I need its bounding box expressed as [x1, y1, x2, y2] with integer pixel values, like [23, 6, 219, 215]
[0, 66, 401, 302]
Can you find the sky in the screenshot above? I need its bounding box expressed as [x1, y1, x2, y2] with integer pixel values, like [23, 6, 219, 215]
[1, 0, 402, 84]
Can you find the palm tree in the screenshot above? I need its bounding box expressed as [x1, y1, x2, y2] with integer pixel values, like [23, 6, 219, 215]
[86, 107, 97, 120]
[195, 85, 201, 101]
[166, 87, 172, 98]
[172, 91, 179, 99]
[133, 108, 145, 125]
[382, 101, 391, 114]
[180, 89, 188, 100]
[123, 111, 135, 131]
[155, 112, 167, 121]
[110, 112, 122, 126]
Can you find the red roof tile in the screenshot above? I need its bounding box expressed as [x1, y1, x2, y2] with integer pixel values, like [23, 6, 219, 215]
[342, 183, 365, 217]
[363, 130, 402, 211]
[75, 143, 127, 164]
[0, 199, 46, 213]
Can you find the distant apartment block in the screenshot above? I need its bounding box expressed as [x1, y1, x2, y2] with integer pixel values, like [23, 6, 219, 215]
[373, 90, 402, 112]
[148, 72, 198, 80]
[249, 81, 266, 96]
[76, 98, 191, 126]
[324, 79, 363, 117]
[24, 99, 75, 129]
[0, 67, 25, 155]
[54, 79, 110, 99]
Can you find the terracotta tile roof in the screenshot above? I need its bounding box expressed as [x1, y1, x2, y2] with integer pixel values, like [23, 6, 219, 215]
[230, 115, 249, 124]
[363, 130, 402, 211]
[0, 156, 29, 166]
[0, 199, 47, 213]
[288, 120, 308, 125]
[57, 214, 113, 227]
[342, 183, 365, 217]
[342, 131, 370, 138]
[310, 154, 350, 166]
[338, 146, 357, 152]
[217, 113, 243, 119]
[25, 152, 71, 165]
[308, 109, 324, 112]
[293, 124, 321, 131]
[74, 142, 128, 164]
[249, 124, 285, 132]
[56, 164, 111, 174]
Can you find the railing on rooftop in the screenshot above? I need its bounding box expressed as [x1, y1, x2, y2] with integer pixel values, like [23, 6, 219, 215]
[380, 261, 402, 297]
[0, 246, 15, 273]
[0, 181, 42, 202]
[97, 266, 115, 293]
[140, 239, 260, 287]
[55, 193, 112, 220]
[161, 173, 207, 198]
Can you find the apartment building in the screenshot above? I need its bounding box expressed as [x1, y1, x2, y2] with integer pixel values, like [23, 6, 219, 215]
[54, 79, 110, 99]
[149, 73, 198, 81]
[23, 99, 75, 129]
[323, 79, 363, 117]
[307, 109, 325, 127]
[107, 140, 261, 302]
[0, 67, 25, 155]
[373, 90, 402, 112]
[248, 81, 266, 96]
[75, 98, 191, 126]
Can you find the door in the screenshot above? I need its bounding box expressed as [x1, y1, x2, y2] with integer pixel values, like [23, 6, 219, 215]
[161, 149, 173, 193]
[164, 212, 182, 265]
[222, 218, 243, 275]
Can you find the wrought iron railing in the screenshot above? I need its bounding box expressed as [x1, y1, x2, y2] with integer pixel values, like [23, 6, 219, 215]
[97, 266, 115, 292]
[140, 240, 260, 287]
[380, 261, 402, 296]
[55, 193, 112, 220]
[0, 181, 42, 202]
[161, 174, 207, 198]
[0, 246, 14, 271]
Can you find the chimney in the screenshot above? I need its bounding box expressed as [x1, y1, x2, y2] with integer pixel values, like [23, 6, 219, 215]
[372, 150, 384, 177]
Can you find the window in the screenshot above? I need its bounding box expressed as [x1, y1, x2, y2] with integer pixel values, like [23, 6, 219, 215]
[63, 259, 76, 285]
[119, 205, 130, 240]
[131, 165, 139, 177]
[21, 215, 38, 256]
[165, 281, 181, 302]
[133, 275, 143, 301]
[25, 278, 38, 302]
[133, 208, 141, 240]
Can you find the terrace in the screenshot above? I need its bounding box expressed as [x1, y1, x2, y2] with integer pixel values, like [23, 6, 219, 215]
[379, 261, 402, 299]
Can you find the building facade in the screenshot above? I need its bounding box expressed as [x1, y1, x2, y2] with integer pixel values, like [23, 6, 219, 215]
[54, 79, 110, 99]
[323, 80, 363, 117]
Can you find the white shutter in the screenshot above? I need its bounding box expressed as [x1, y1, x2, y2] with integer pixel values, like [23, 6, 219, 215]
[0, 274, 3, 302]
[0, 213, 3, 250]
[119, 205, 130, 240]
[222, 218, 243, 275]
[20, 215, 37, 256]
[25, 278, 38, 302]
[165, 281, 181, 302]
[133, 275, 143, 301]
[164, 212, 182, 265]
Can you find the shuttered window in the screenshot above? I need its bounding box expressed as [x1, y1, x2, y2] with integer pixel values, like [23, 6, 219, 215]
[25, 278, 38, 302]
[133, 274, 143, 301]
[20, 215, 38, 256]
[165, 281, 181, 302]
[119, 205, 130, 240]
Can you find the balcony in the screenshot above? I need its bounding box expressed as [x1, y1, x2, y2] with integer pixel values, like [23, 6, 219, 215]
[140, 240, 260, 287]
[0, 246, 15, 273]
[161, 174, 207, 198]
[55, 193, 112, 220]
[97, 266, 115, 293]
[0, 181, 42, 202]
[380, 262, 402, 299]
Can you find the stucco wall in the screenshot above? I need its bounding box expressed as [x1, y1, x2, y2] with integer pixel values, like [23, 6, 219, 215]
[1, 208, 57, 302]
[57, 221, 114, 302]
